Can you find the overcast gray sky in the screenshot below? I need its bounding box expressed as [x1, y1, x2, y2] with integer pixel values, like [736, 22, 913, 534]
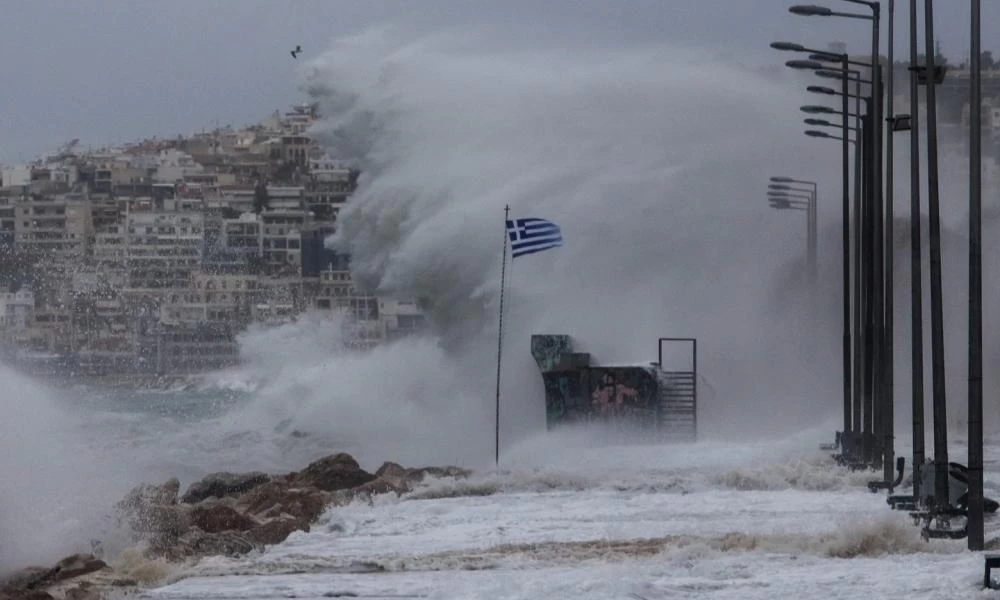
[0, 0, 991, 163]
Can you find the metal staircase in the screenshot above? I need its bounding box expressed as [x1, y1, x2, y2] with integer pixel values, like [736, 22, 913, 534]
[656, 337, 698, 441]
[657, 371, 697, 441]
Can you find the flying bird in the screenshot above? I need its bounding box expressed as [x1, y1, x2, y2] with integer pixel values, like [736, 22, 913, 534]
[290, 45, 302, 59]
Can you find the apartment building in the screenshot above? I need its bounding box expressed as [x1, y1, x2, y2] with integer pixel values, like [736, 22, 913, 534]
[124, 211, 204, 290]
[14, 192, 92, 261]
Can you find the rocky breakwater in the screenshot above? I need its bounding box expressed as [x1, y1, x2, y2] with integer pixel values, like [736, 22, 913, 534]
[0, 453, 470, 599]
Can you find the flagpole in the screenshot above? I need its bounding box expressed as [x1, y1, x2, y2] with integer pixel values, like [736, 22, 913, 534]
[495, 205, 510, 467]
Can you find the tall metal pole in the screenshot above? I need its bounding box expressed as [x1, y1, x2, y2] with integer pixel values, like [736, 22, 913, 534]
[841, 55, 853, 445]
[862, 105, 876, 464]
[809, 189, 817, 280]
[853, 95, 864, 456]
[967, 0, 984, 551]
[871, 5, 885, 469]
[882, 0, 896, 483]
[908, 0, 925, 504]
[495, 205, 510, 467]
[924, 0, 949, 509]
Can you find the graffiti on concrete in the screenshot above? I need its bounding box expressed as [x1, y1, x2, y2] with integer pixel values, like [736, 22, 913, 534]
[591, 372, 639, 412]
[540, 365, 658, 430]
[533, 333, 664, 435]
[531, 334, 572, 372]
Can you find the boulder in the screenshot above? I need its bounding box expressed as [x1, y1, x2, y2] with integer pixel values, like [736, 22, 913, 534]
[136, 505, 192, 537]
[372, 463, 414, 493]
[238, 481, 329, 522]
[116, 478, 187, 536]
[341, 477, 410, 502]
[190, 504, 258, 533]
[0, 592, 55, 600]
[1, 568, 49, 592]
[246, 516, 310, 546]
[181, 472, 271, 504]
[1, 555, 107, 596]
[45, 554, 107, 583]
[62, 590, 96, 600]
[154, 528, 255, 560]
[118, 478, 180, 509]
[63, 584, 102, 600]
[375, 461, 408, 480]
[296, 453, 376, 492]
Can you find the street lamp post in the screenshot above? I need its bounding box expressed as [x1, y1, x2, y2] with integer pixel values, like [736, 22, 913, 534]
[788, 2, 883, 471]
[770, 185, 818, 271]
[767, 193, 816, 269]
[907, 0, 925, 509]
[882, 0, 897, 489]
[777, 46, 853, 444]
[924, 0, 949, 512]
[968, 0, 984, 551]
[816, 68, 871, 458]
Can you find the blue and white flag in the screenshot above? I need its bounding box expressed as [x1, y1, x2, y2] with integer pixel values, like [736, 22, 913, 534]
[506, 217, 563, 258]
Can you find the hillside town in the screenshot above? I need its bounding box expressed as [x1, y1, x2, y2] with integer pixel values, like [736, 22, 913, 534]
[0, 104, 425, 379]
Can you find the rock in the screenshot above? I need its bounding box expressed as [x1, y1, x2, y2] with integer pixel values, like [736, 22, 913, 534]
[1, 555, 106, 598]
[350, 477, 409, 498]
[119, 478, 180, 509]
[0, 591, 55, 600]
[297, 453, 376, 492]
[181, 472, 271, 504]
[182, 529, 255, 557]
[142, 505, 192, 537]
[154, 528, 255, 560]
[238, 481, 329, 522]
[63, 585, 102, 600]
[46, 554, 106, 583]
[373, 462, 471, 488]
[117, 478, 187, 536]
[375, 461, 407, 480]
[1, 568, 49, 591]
[190, 504, 258, 533]
[246, 516, 310, 546]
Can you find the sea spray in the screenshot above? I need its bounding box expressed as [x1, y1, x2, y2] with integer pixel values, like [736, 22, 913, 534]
[301, 28, 847, 443]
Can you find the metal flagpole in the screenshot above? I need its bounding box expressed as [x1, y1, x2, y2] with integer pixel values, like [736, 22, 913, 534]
[495, 205, 510, 467]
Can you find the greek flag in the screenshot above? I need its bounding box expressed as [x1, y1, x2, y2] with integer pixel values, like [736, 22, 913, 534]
[506, 217, 563, 258]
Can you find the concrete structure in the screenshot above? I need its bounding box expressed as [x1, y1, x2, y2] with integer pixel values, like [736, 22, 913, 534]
[161, 272, 258, 325]
[221, 213, 263, 269]
[1, 165, 31, 188]
[306, 157, 355, 221]
[0, 290, 34, 331]
[532, 335, 698, 441]
[14, 192, 91, 260]
[154, 149, 205, 183]
[124, 211, 204, 290]
[260, 209, 310, 276]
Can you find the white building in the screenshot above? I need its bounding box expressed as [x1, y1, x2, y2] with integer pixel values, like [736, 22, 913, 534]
[153, 149, 205, 183]
[1, 165, 31, 188]
[313, 267, 426, 349]
[15, 192, 92, 261]
[160, 272, 258, 325]
[125, 211, 204, 290]
[0, 290, 34, 331]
